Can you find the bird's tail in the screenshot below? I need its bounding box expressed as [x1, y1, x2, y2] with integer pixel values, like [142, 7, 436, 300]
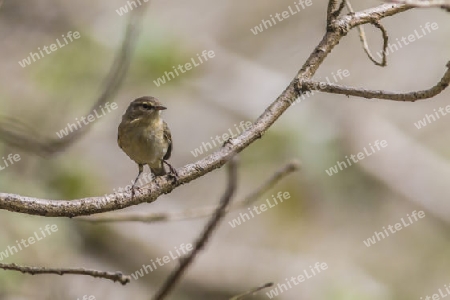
[151, 164, 167, 176]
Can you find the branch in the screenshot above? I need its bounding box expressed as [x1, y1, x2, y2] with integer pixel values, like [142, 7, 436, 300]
[0, 263, 130, 285]
[299, 61, 450, 101]
[385, 0, 450, 11]
[1, 3, 436, 218]
[333, 1, 347, 18]
[327, 0, 340, 25]
[229, 283, 274, 300]
[152, 156, 238, 300]
[77, 161, 300, 223]
[345, 1, 389, 66]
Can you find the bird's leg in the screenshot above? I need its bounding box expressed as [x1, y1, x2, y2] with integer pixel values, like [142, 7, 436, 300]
[163, 160, 178, 181]
[131, 164, 144, 199]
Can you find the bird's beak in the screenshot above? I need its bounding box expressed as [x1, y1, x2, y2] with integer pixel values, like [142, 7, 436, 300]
[155, 105, 167, 110]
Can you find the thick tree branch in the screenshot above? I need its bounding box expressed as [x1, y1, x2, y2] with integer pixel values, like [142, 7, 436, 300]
[77, 160, 300, 223]
[300, 61, 450, 101]
[152, 156, 238, 300]
[2, 4, 440, 218]
[0, 263, 130, 285]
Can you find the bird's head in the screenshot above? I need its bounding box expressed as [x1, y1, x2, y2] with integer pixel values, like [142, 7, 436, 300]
[124, 96, 167, 122]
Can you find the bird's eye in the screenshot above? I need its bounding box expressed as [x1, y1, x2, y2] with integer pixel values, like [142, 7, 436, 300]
[142, 104, 152, 110]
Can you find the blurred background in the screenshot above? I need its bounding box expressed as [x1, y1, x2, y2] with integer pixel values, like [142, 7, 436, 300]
[0, 0, 449, 299]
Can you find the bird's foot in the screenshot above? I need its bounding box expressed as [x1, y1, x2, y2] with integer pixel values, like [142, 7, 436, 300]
[222, 137, 236, 147]
[130, 185, 141, 200]
[163, 161, 179, 183]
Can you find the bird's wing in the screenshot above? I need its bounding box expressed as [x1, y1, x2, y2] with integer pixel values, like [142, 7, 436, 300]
[163, 120, 172, 160]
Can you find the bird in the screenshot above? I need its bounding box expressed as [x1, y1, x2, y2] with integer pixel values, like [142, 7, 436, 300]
[118, 96, 176, 195]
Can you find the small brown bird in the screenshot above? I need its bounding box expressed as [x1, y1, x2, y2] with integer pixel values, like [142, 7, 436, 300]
[118, 96, 176, 194]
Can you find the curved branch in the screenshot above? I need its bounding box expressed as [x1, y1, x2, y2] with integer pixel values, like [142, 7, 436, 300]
[300, 61, 450, 101]
[345, 1, 389, 66]
[0, 3, 426, 218]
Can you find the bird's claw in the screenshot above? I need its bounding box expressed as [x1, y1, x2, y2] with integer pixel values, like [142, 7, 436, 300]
[131, 185, 141, 200]
[222, 137, 236, 147]
[163, 161, 178, 182]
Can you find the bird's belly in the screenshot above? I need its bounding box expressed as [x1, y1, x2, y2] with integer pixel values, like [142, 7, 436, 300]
[120, 127, 167, 165]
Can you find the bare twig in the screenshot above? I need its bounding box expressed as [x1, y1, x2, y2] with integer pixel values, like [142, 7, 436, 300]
[152, 156, 238, 300]
[0, 263, 130, 285]
[300, 61, 450, 101]
[345, 1, 388, 66]
[78, 160, 300, 223]
[229, 283, 274, 300]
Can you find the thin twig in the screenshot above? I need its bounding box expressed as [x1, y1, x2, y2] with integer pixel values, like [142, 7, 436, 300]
[300, 61, 450, 101]
[229, 283, 274, 300]
[345, 0, 388, 66]
[152, 155, 238, 300]
[0, 263, 130, 285]
[78, 160, 300, 223]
